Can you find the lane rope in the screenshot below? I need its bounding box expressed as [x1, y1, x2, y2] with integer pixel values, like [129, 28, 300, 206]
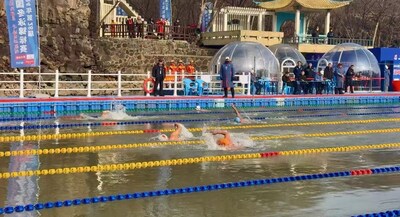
[1, 142, 400, 179]
[353, 209, 400, 217]
[2, 118, 400, 142]
[1, 133, 400, 159]
[0, 165, 399, 215]
[1, 110, 400, 128]
[0, 112, 400, 131]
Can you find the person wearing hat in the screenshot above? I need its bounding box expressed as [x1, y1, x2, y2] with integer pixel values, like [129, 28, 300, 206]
[186, 60, 196, 80]
[152, 59, 167, 96]
[334, 63, 345, 94]
[177, 60, 186, 74]
[168, 60, 178, 74]
[220, 56, 235, 98]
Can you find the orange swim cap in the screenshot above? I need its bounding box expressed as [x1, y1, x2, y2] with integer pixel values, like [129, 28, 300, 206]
[217, 138, 230, 146]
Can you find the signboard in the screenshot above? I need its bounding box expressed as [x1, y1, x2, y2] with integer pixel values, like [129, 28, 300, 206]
[393, 60, 400, 81]
[5, 0, 40, 68]
[159, 0, 172, 23]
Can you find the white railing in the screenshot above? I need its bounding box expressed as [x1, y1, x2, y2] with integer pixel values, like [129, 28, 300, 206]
[0, 69, 253, 98]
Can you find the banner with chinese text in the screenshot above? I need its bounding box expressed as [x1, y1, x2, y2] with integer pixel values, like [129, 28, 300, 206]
[5, 0, 39, 68]
[159, 0, 172, 23]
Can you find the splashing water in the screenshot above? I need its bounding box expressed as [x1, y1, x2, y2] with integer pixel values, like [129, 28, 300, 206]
[79, 104, 139, 121]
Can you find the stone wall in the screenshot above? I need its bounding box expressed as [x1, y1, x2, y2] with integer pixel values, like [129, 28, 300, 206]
[0, 0, 217, 97]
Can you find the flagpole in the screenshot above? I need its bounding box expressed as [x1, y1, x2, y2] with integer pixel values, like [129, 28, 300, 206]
[35, 0, 42, 95]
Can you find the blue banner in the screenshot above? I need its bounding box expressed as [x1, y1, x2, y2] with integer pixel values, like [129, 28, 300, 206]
[159, 0, 172, 23]
[5, 0, 40, 68]
[201, 2, 213, 32]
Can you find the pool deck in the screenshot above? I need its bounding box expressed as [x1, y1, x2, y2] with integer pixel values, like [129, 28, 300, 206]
[1, 93, 400, 103]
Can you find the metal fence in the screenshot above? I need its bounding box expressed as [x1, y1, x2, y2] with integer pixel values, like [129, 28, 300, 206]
[283, 36, 373, 47]
[101, 24, 198, 42]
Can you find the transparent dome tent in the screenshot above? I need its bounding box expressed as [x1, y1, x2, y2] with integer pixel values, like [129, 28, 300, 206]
[209, 42, 280, 80]
[317, 43, 381, 91]
[269, 44, 307, 72]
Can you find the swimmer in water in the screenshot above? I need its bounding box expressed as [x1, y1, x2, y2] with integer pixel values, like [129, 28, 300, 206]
[159, 123, 183, 141]
[231, 104, 249, 123]
[210, 130, 233, 147]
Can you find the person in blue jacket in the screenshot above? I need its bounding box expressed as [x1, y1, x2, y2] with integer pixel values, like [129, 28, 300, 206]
[220, 57, 235, 98]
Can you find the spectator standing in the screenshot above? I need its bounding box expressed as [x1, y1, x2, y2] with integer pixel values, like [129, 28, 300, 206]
[384, 65, 391, 92]
[152, 59, 167, 96]
[293, 61, 303, 94]
[305, 63, 315, 94]
[220, 57, 235, 98]
[173, 19, 181, 39]
[148, 18, 155, 36]
[312, 26, 320, 44]
[334, 63, 345, 94]
[315, 69, 324, 94]
[186, 60, 196, 80]
[126, 16, 135, 38]
[324, 63, 334, 80]
[156, 18, 165, 38]
[327, 28, 334, 45]
[136, 16, 144, 38]
[111, 19, 116, 37]
[345, 65, 356, 93]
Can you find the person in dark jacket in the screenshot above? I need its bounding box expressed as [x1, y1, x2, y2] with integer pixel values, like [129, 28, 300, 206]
[384, 65, 391, 92]
[304, 63, 315, 94]
[327, 28, 334, 45]
[324, 63, 334, 80]
[312, 26, 320, 44]
[220, 57, 235, 98]
[299, 70, 308, 94]
[293, 61, 303, 94]
[334, 63, 345, 94]
[345, 65, 356, 93]
[152, 59, 167, 96]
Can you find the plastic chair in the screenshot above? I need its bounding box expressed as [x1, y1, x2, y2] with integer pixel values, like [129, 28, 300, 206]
[195, 79, 209, 96]
[183, 78, 197, 96]
[282, 84, 293, 95]
[325, 80, 335, 94]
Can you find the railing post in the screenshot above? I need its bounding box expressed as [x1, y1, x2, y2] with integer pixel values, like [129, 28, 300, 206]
[146, 71, 151, 97]
[19, 69, 24, 98]
[247, 73, 251, 96]
[117, 70, 122, 97]
[87, 70, 92, 97]
[54, 70, 60, 98]
[173, 72, 178, 96]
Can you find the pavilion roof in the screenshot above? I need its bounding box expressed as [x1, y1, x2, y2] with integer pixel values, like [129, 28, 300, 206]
[257, 0, 351, 11]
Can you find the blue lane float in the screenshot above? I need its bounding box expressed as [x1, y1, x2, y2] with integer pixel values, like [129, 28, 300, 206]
[0, 95, 399, 115]
[0, 165, 399, 215]
[1, 111, 400, 131]
[353, 209, 400, 217]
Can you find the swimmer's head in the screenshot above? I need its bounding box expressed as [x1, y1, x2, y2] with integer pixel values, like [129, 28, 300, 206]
[234, 117, 241, 123]
[159, 134, 169, 141]
[217, 138, 230, 146]
[195, 105, 201, 111]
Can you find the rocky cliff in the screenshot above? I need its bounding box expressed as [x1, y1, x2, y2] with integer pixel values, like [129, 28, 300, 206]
[0, 0, 216, 96]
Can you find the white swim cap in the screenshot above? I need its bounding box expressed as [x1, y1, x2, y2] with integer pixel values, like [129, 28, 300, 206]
[195, 105, 201, 111]
[234, 117, 241, 123]
[158, 134, 169, 141]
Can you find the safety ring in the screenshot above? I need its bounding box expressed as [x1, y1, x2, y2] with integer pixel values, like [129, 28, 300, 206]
[143, 78, 155, 94]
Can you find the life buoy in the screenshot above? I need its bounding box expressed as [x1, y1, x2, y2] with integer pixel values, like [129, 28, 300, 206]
[143, 78, 155, 94]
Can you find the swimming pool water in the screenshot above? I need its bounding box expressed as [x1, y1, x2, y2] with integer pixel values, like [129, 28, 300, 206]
[0, 105, 399, 217]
